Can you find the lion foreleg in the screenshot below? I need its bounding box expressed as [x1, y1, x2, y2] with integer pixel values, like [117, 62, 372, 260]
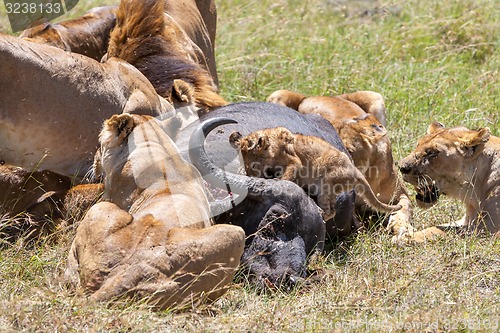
[388, 193, 415, 239]
[318, 192, 336, 221]
[64, 239, 81, 289]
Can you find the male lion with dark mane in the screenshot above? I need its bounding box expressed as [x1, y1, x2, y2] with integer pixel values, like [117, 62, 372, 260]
[107, 0, 226, 114]
[66, 114, 244, 309]
[399, 122, 500, 241]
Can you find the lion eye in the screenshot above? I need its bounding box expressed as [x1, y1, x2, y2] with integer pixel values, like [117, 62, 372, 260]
[424, 148, 439, 159]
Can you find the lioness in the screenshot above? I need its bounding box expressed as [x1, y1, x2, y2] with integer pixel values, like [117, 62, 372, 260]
[0, 33, 172, 179]
[399, 122, 500, 241]
[267, 89, 413, 236]
[66, 114, 244, 309]
[20, 6, 117, 61]
[230, 127, 401, 221]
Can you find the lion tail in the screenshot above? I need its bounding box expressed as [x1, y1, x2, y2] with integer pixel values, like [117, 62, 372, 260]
[107, 0, 166, 63]
[353, 168, 402, 214]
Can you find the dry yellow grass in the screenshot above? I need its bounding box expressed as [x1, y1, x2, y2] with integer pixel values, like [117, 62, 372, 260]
[1, 0, 499, 331]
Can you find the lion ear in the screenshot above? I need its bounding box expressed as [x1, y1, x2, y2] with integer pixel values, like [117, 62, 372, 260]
[461, 127, 491, 158]
[257, 135, 269, 150]
[284, 142, 295, 155]
[427, 121, 445, 134]
[172, 79, 195, 104]
[229, 131, 243, 148]
[243, 134, 269, 152]
[277, 128, 294, 144]
[100, 114, 135, 147]
[276, 128, 295, 155]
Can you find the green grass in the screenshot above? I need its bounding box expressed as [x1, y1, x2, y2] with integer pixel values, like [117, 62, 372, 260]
[1, 0, 499, 331]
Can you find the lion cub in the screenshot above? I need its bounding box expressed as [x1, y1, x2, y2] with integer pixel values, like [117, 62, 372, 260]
[230, 127, 401, 221]
[267, 89, 414, 238]
[399, 122, 500, 240]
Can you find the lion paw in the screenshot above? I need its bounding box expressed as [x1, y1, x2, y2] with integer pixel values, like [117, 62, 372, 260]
[392, 226, 447, 244]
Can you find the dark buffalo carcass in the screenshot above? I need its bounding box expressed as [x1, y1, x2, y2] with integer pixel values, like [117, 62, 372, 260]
[189, 117, 325, 289]
[180, 102, 359, 239]
[185, 102, 359, 288]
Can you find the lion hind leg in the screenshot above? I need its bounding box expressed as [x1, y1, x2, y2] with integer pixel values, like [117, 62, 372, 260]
[153, 225, 245, 308]
[90, 224, 245, 309]
[339, 91, 387, 126]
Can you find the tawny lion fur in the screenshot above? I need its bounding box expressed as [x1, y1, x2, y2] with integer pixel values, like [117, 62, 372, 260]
[0, 165, 104, 239]
[0, 33, 172, 179]
[107, 0, 226, 114]
[65, 114, 244, 309]
[231, 127, 401, 222]
[399, 122, 500, 242]
[20, 6, 117, 61]
[268, 89, 413, 236]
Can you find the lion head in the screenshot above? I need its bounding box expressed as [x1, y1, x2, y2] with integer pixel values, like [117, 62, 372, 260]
[230, 127, 298, 179]
[66, 112, 245, 308]
[96, 113, 211, 227]
[399, 121, 491, 208]
[336, 114, 388, 167]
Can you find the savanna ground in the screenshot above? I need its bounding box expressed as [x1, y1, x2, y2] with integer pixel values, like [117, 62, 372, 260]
[0, 0, 499, 331]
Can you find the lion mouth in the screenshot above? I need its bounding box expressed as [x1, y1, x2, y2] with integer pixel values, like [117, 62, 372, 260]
[415, 182, 440, 205]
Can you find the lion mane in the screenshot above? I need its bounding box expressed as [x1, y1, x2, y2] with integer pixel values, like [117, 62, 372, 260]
[107, 0, 226, 114]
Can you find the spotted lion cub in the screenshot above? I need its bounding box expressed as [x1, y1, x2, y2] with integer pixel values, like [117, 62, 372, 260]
[230, 127, 401, 221]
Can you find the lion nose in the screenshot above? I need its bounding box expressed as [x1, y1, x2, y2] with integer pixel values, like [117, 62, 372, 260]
[399, 164, 412, 174]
